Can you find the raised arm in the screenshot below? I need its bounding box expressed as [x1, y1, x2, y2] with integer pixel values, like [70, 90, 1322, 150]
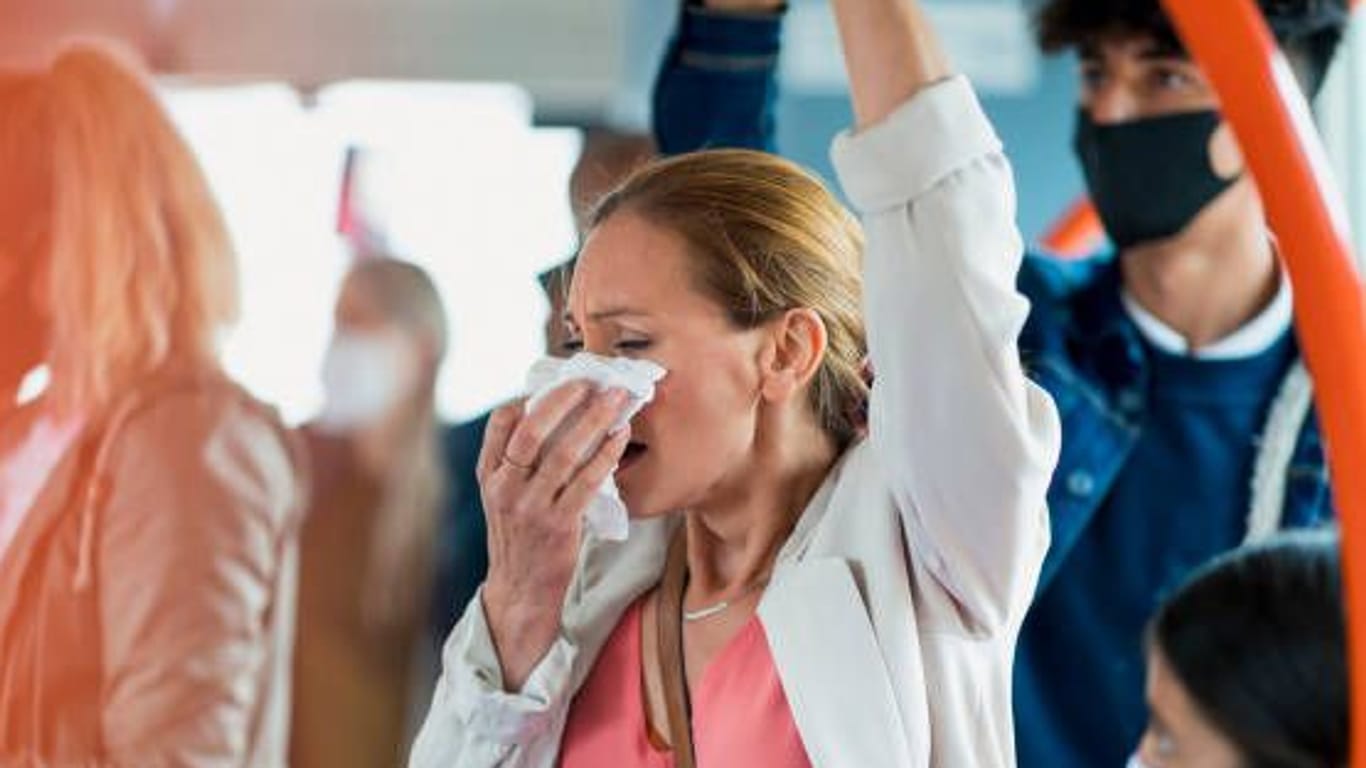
[652, 0, 785, 155]
[829, 0, 1061, 631]
[832, 0, 950, 128]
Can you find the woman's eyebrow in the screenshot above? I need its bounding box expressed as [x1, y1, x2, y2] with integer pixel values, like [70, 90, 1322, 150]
[564, 307, 651, 325]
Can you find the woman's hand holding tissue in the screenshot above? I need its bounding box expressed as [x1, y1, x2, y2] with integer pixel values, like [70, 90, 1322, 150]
[478, 382, 633, 691]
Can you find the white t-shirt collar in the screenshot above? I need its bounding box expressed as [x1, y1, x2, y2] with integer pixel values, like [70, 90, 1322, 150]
[1121, 274, 1293, 361]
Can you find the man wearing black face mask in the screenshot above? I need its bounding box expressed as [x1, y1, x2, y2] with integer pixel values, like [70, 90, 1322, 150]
[1012, 3, 1348, 766]
[648, 0, 1350, 765]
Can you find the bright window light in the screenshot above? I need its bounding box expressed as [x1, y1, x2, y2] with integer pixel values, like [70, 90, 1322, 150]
[163, 80, 580, 425]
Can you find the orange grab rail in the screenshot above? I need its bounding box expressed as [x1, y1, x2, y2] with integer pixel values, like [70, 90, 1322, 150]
[1039, 196, 1105, 259]
[1160, 0, 1366, 763]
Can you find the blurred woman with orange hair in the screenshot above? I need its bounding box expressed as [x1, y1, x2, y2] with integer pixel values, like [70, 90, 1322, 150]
[0, 43, 306, 765]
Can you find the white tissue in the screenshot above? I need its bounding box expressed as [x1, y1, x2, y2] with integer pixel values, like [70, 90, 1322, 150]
[523, 353, 667, 541]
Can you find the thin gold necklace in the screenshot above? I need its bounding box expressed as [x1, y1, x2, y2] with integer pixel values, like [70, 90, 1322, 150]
[681, 578, 768, 622]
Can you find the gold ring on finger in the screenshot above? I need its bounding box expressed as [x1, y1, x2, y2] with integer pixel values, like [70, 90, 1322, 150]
[503, 453, 537, 473]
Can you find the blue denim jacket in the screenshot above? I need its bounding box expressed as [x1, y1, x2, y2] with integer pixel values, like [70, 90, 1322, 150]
[1015, 255, 1332, 589]
[652, 7, 1332, 586]
[431, 413, 491, 649]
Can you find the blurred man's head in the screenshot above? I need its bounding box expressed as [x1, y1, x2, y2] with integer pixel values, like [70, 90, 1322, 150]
[568, 127, 655, 236]
[540, 127, 655, 357]
[538, 260, 574, 357]
[1036, 0, 1350, 251]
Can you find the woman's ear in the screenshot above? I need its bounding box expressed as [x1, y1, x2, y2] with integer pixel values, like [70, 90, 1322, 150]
[758, 308, 828, 404]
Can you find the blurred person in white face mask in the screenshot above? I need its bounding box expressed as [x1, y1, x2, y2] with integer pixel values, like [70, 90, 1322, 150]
[291, 256, 450, 768]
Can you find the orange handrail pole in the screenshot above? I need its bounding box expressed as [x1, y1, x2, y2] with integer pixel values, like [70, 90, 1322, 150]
[1039, 196, 1105, 259]
[1159, 1, 1366, 764]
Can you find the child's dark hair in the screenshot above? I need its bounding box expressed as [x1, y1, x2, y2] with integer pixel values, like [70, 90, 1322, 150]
[1037, 0, 1350, 97]
[1149, 529, 1347, 767]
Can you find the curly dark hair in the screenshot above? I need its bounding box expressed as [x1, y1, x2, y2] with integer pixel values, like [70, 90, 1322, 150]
[1036, 0, 1350, 96]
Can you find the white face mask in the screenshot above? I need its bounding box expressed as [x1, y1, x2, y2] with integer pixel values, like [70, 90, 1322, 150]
[316, 330, 416, 432]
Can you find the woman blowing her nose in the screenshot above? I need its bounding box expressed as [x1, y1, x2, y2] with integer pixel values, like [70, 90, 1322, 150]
[409, 0, 1061, 764]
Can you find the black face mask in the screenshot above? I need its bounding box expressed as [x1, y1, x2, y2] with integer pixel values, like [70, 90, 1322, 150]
[1073, 109, 1238, 250]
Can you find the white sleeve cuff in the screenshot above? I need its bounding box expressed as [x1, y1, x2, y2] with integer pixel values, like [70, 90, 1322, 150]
[831, 75, 1002, 214]
[448, 590, 580, 745]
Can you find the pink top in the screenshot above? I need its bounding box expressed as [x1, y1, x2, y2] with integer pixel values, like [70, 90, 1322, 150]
[559, 598, 811, 768]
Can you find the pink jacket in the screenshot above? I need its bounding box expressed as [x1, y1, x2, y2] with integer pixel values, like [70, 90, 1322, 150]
[0, 365, 306, 767]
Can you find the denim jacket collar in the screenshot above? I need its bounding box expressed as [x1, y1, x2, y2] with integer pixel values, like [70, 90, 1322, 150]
[1065, 259, 1150, 426]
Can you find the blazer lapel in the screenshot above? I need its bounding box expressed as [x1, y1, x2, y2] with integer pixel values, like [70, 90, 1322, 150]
[758, 557, 914, 768]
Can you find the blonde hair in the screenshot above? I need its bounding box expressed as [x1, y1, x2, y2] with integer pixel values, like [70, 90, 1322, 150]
[590, 149, 869, 447]
[342, 258, 450, 629]
[0, 42, 238, 416]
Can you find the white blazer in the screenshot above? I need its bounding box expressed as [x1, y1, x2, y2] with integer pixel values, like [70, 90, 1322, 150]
[410, 77, 1061, 768]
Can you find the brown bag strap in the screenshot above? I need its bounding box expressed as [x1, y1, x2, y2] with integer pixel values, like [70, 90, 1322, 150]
[657, 526, 696, 768]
